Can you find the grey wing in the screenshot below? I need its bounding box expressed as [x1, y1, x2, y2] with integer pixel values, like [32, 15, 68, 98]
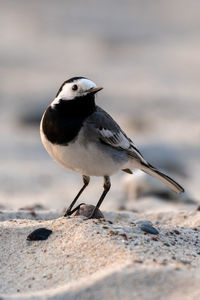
[85, 107, 185, 194]
[86, 106, 146, 163]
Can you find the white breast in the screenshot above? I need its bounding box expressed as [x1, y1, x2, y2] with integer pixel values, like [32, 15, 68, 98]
[40, 123, 124, 176]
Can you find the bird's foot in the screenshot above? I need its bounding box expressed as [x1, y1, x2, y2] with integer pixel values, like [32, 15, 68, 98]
[64, 203, 85, 217]
[64, 210, 72, 217]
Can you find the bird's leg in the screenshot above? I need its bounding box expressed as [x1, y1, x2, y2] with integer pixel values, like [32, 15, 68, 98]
[86, 176, 111, 219]
[64, 175, 90, 217]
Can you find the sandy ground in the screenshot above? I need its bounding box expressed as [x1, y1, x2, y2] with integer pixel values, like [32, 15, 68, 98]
[1, 0, 200, 299]
[0, 210, 200, 299]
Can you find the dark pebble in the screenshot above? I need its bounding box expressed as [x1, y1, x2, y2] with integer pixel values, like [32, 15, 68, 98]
[27, 228, 52, 241]
[140, 224, 159, 235]
[180, 260, 191, 265]
[134, 259, 143, 264]
[107, 220, 113, 224]
[164, 243, 170, 247]
[120, 233, 128, 240]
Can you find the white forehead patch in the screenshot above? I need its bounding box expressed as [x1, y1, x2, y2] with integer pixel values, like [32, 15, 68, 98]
[51, 78, 97, 108]
[78, 78, 97, 91]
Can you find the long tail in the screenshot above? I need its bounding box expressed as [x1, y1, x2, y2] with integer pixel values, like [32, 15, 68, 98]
[140, 163, 184, 194]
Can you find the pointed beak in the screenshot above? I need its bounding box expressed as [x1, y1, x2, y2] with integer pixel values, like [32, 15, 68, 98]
[87, 87, 103, 94]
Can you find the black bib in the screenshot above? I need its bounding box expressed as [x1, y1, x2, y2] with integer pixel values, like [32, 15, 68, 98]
[42, 95, 96, 145]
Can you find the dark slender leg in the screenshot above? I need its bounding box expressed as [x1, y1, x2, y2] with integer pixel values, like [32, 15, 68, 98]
[87, 176, 111, 219]
[64, 175, 90, 217]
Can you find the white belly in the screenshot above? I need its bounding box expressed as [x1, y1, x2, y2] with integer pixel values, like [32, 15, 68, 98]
[40, 128, 123, 176]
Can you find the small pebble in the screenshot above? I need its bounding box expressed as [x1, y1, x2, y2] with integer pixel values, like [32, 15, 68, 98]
[74, 204, 104, 219]
[136, 220, 153, 226]
[160, 259, 168, 265]
[133, 259, 143, 264]
[102, 225, 109, 229]
[193, 228, 198, 231]
[139, 224, 159, 235]
[120, 233, 128, 240]
[180, 260, 191, 265]
[173, 229, 180, 235]
[112, 225, 123, 230]
[27, 228, 52, 241]
[107, 220, 113, 224]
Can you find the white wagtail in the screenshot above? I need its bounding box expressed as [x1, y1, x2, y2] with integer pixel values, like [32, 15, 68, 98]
[40, 77, 184, 218]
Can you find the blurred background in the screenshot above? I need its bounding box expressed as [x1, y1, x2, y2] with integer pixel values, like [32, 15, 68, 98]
[0, 0, 200, 213]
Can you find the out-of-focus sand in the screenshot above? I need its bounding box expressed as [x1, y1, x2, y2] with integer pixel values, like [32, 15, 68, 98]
[0, 0, 200, 299]
[0, 0, 200, 211]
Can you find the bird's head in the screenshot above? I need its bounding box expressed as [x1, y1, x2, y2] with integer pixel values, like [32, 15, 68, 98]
[51, 77, 103, 107]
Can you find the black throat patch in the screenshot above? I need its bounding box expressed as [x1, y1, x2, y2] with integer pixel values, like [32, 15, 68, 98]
[42, 94, 96, 145]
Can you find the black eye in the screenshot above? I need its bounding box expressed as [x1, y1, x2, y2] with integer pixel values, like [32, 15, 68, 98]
[72, 84, 78, 91]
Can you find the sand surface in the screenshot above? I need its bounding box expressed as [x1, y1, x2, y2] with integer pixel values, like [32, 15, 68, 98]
[1, 210, 200, 299]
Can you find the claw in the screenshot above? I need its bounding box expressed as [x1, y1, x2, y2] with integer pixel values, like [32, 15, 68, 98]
[64, 203, 85, 217]
[64, 210, 72, 217]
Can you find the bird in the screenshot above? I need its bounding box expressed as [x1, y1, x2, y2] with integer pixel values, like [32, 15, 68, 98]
[40, 76, 184, 219]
